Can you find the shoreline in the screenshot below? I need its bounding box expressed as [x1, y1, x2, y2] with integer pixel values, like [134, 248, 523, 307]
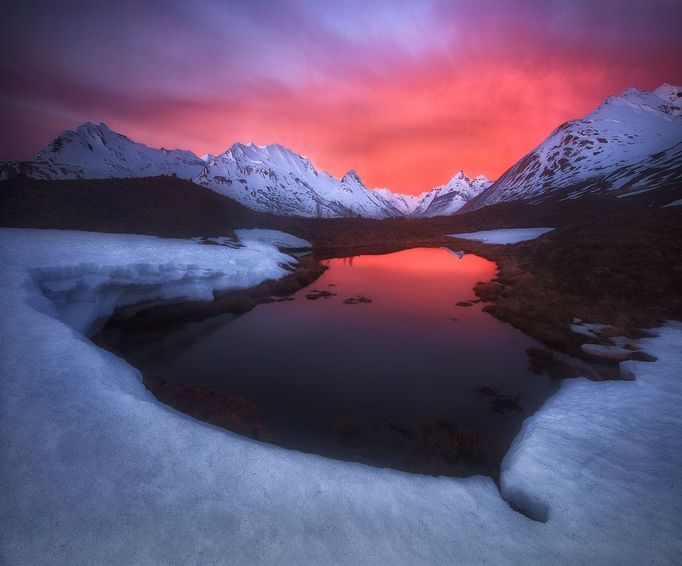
[1, 226, 680, 564]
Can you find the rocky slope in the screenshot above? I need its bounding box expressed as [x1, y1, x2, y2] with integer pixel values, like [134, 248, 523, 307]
[463, 84, 682, 211]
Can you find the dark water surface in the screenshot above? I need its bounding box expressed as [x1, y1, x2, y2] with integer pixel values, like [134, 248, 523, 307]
[114, 247, 556, 477]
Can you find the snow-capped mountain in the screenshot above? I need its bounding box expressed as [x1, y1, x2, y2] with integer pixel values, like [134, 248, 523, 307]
[371, 189, 423, 215]
[2, 83, 680, 217]
[195, 143, 400, 218]
[373, 171, 490, 216]
[411, 171, 490, 216]
[1, 123, 484, 217]
[464, 84, 682, 211]
[11, 122, 206, 181]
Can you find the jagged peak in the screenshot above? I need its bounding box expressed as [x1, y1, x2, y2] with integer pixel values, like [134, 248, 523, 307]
[601, 84, 682, 112]
[620, 86, 643, 97]
[341, 169, 364, 185]
[653, 83, 682, 106]
[443, 170, 471, 185]
[227, 141, 309, 162]
[74, 121, 122, 138]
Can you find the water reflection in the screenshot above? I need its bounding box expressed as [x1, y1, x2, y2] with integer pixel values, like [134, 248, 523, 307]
[114, 247, 556, 477]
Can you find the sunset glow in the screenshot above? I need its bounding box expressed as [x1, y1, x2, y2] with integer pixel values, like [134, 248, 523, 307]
[2, 1, 681, 192]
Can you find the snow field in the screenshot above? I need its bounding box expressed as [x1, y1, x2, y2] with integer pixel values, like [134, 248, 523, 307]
[0, 227, 680, 565]
[448, 227, 555, 244]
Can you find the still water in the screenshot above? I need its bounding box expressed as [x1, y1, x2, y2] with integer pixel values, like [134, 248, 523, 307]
[114, 247, 556, 477]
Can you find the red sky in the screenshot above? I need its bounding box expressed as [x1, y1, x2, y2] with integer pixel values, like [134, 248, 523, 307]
[1, 1, 681, 193]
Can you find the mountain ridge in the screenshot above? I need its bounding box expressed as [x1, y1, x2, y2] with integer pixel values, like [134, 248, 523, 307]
[1, 124, 488, 218]
[2, 83, 679, 218]
[462, 83, 682, 212]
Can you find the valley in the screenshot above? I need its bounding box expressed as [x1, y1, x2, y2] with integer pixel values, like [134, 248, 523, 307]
[1, 81, 680, 565]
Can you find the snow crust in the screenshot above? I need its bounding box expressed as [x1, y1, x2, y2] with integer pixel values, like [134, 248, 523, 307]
[235, 228, 311, 249]
[502, 323, 682, 564]
[1, 228, 681, 565]
[0, 229, 295, 335]
[448, 227, 555, 244]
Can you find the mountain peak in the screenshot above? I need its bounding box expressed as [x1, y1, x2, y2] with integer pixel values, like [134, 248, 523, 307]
[620, 86, 643, 97]
[341, 169, 364, 185]
[463, 82, 682, 212]
[653, 83, 682, 107]
[75, 122, 117, 136]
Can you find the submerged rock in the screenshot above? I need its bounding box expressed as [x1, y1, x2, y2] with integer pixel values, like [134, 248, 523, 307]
[342, 295, 372, 305]
[305, 289, 337, 300]
[581, 343, 633, 361]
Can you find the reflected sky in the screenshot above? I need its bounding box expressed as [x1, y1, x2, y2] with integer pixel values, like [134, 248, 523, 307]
[114, 248, 557, 476]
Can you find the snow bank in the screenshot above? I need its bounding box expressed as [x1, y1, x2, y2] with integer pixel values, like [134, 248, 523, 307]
[1, 228, 681, 565]
[448, 227, 555, 244]
[235, 228, 311, 249]
[502, 323, 682, 564]
[0, 229, 296, 335]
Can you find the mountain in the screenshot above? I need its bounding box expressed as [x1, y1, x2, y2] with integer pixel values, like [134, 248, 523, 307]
[371, 189, 423, 215]
[195, 143, 400, 218]
[463, 84, 682, 211]
[412, 171, 490, 216]
[1, 124, 484, 217]
[2, 84, 679, 217]
[374, 171, 490, 216]
[5, 122, 206, 181]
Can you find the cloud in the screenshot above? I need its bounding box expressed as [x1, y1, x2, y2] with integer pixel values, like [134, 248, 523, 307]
[1, 0, 681, 192]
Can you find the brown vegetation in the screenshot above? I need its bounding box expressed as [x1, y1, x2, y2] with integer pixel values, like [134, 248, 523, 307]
[144, 375, 271, 441]
[305, 289, 337, 300]
[390, 419, 500, 477]
[342, 295, 372, 305]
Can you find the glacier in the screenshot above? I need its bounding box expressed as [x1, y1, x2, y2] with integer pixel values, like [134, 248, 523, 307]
[1, 227, 681, 564]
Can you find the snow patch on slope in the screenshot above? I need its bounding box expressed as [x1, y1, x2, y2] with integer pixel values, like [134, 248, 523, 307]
[235, 228, 311, 249]
[448, 227, 555, 244]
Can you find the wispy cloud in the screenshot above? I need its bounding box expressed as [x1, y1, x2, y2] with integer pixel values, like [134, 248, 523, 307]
[2, 0, 680, 192]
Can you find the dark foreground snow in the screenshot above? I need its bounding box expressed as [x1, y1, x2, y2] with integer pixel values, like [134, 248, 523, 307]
[0, 228, 680, 565]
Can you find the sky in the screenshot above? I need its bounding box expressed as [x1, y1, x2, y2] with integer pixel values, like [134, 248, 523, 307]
[1, 0, 681, 193]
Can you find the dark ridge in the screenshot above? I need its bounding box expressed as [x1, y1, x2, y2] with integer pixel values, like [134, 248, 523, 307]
[0, 175, 275, 238]
[2, 174, 681, 363]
